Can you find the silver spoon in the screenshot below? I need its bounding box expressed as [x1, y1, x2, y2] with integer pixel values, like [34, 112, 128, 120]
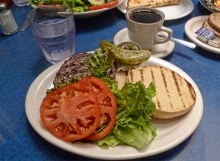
[159, 34, 196, 49]
[117, 35, 196, 50]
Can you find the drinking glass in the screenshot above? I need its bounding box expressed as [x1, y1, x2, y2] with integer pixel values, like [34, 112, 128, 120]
[27, 5, 76, 64]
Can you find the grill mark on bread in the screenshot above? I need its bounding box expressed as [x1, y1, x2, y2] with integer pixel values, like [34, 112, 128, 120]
[188, 83, 196, 101]
[150, 67, 161, 110]
[128, 66, 196, 119]
[150, 67, 154, 82]
[151, 66, 172, 111]
[161, 67, 173, 109]
[173, 71, 186, 109]
[130, 69, 134, 83]
[173, 72, 197, 110]
[173, 72, 181, 96]
[161, 67, 167, 88]
[160, 67, 171, 111]
[185, 78, 196, 103]
[141, 69, 144, 82]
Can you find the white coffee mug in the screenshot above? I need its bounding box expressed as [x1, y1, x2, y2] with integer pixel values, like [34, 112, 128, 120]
[126, 7, 173, 50]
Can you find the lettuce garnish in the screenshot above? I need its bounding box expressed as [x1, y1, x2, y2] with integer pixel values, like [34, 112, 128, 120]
[88, 48, 157, 149]
[96, 79, 156, 149]
[86, 48, 115, 78]
[48, 46, 157, 149]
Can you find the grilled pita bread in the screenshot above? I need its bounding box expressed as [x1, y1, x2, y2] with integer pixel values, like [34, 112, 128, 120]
[128, 66, 196, 119]
[127, 0, 180, 10]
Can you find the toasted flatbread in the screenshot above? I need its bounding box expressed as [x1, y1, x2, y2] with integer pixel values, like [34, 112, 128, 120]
[128, 66, 196, 119]
[127, 0, 180, 10]
[208, 12, 220, 33]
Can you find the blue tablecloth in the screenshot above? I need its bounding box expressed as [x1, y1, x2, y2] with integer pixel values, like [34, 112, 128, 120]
[1, 0, 220, 160]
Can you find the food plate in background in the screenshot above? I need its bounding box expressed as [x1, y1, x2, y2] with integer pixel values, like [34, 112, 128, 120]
[114, 28, 175, 58]
[199, 0, 220, 12]
[25, 55, 203, 160]
[184, 16, 220, 54]
[31, 0, 124, 19]
[117, 0, 194, 20]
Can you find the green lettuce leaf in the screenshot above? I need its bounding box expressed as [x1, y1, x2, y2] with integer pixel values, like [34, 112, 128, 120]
[113, 81, 157, 149]
[86, 48, 115, 78]
[93, 131, 125, 148]
[28, 0, 64, 5]
[87, 50, 157, 149]
[63, 0, 89, 12]
[94, 79, 157, 149]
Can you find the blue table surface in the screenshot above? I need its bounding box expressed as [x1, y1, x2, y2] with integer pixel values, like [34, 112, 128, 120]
[1, 0, 220, 160]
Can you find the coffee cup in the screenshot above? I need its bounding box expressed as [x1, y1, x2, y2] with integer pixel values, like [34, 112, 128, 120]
[126, 7, 173, 50]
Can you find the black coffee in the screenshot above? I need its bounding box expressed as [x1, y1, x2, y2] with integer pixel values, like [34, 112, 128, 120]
[129, 10, 162, 23]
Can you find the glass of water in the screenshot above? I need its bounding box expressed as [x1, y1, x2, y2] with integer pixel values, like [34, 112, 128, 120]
[27, 5, 76, 64]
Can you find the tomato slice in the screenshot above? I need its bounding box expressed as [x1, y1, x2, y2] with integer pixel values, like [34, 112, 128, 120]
[88, 0, 119, 11]
[78, 76, 117, 140]
[40, 83, 100, 142]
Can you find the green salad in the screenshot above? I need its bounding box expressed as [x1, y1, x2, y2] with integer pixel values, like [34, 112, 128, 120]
[87, 47, 157, 149]
[28, 0, 117, 12]
[48, 42, 157, 149]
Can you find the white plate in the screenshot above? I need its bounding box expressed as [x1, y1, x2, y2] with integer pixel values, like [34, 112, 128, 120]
[184, 16, 220, 54]
[25, 55, 203, 160]
[114, 28, 175, 58]
[117, 0, 194, 20]
[32, 0, 124, 19]
[199, 0, 220, 12]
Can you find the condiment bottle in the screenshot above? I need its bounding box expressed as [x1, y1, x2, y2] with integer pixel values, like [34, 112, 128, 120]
[0, 2, 18, 35]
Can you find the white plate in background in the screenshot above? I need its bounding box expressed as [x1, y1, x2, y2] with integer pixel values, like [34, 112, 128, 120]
[199, 0, 220, 12]
[114, 28, 175, 58]
[25, 55, 203, 160]
[184, 16, 220, 54]
[31, 0, 124, 19]
[117, 0, 194, 20]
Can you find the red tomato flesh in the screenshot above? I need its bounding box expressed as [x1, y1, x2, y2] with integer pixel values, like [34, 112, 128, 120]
[40, 83, 101, 142]
[88, 1, 119, 11]
[78, 76, 117, 140]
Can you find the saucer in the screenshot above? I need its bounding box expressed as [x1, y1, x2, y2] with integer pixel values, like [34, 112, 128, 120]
[114, 28, 175, 58]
